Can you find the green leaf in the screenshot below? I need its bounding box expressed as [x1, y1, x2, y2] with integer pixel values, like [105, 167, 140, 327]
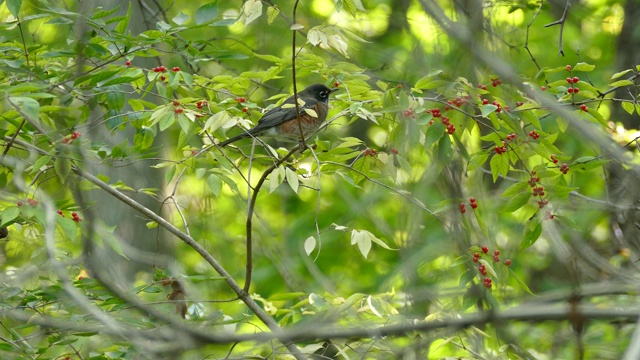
[267, 5, 279, 24]
[269, 166, 285, 193]
[436, 134, 452, 163]
[172, 12, 190, 26]
[134, 127, 154, 150]
[1, 206, 20, 227]
[7, 0, 21, 17]
[481, 104, 498, 117]
[501, 181, 530, 198]
[501, 191, 531, 213]
[93, 7, 119, 19]
[29, 155, 52, 175]
[621, 101, 635, 115]
[10, 96, 40, 121]
[571, 156, 608, 172]
[609, 80, 634, 87]
[56, 216, 77, 241]
[489, 153, 509, 182]
[424, 122, 444, 148]
[611, 69, 632, 80]
[54, 157, 72, 183]
[522, 221, 542, 248]
[304, 236, 316, 256]
[285, 168, 299, 193]
[206, 174, 222, 197]
[195, 1, 219, 25]
[100, 228, 128, 259]
[572, 62, 595, 72]
[351, 230, 372, 259]
[508, 268, 535, 295]
[115, 2, 131, 34]
[240, 0, 262, 26]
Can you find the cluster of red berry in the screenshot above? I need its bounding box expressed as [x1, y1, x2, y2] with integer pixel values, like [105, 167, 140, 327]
[532, 185, 545, 197]
[559, 163, 570, 174]
[442, 116, 455, 134]
[551, 155, 570, 174]
[196, 100, 207, 109]
[363, 148, 378, 157]
[490, 78, 502, 87]
[172, 100, 183, 114]
[528, 130, 540, 140]
[459, 197, 478, 214]
[62, 131, 81, 144]
[56, 210, 81, 222]
[444, 96, 467, 111]
[472, 246, 511, 289]
[425, 108, 455, 134]
[17, 198, 38, 207]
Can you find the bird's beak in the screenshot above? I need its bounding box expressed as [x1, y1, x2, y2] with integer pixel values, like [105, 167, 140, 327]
[330, 87, 339, 93]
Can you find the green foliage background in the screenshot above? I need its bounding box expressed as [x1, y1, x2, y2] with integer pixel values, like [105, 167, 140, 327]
[0, 0, 639, 359]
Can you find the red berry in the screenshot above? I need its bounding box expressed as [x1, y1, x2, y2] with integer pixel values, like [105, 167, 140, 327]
[172, 100, 180, 106]
[482, 99, 489, 105]
[390, 148, 398, 155]
[572, 77, 579, 84]
[403, 109, 414, 117]
[505, 259, 512, 266]
[459, 203, 466, 214]
[580, 104, 588, 112]
[125, 60, 131, 66]
[483, 278, 492, 288]
[334, 81, 339, 88]
[566, 77, 573, 84]
[541, 86, 546, 91]
[160, 75, 166, 81]
[174, 107, 183, 114]
[172, 67, 180, 72]
[573, 88, 579, 94]
[493, 255, 500, 262]
[470, 202, 478, 209]
[63, 137, 70, 144]
[494, 250, 500, 256]
[242, 107, 248, 113]
[469, 198, 476, 203]
[567, 88, 574, 94]
[481, 246, 489, 254]
[17, 201, 23, 206]
[566, 65, 572, 71]
[57, 210, 63, 215]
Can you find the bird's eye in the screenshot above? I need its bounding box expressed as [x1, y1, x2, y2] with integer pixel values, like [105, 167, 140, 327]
[320, 90, 328, 97]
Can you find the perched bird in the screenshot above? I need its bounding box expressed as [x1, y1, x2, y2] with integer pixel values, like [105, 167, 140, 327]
[219, 84, 338, 147]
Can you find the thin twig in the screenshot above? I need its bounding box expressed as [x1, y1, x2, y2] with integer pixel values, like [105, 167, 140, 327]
[544, 0, 572, 56]
[244, 144, 302, 293]
[291, 0, 307, 149]
[524, 1, 544, 71]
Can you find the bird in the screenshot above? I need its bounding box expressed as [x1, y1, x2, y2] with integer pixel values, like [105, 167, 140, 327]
[218, 83, 339, 147]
